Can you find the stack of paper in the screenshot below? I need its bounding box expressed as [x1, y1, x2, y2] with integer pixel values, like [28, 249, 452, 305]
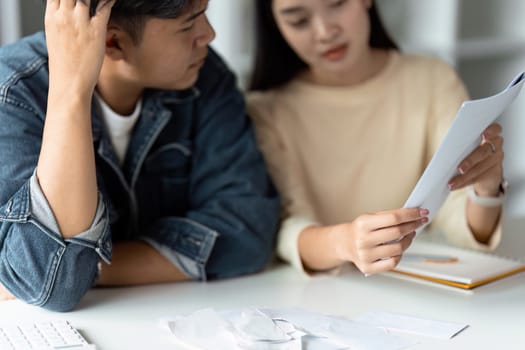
[160, 308, 468, 349]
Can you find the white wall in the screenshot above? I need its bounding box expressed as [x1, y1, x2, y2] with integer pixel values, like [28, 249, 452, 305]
[377, 0, 460, 64]
[0, 0, 21, 45]
[207, 0, 254, 89]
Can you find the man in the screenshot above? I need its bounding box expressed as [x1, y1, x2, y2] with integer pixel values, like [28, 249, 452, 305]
[0, 0, 279, 311]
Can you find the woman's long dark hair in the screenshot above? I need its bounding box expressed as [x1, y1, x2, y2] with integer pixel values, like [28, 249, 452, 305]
[249, 1, 399, 91]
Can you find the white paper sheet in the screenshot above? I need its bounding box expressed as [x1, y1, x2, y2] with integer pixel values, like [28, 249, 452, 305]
[355, 311, 469, 339]
[160, 308, 417, 350]
[261, 308, 415, 350]
[404, 72, 525, 233]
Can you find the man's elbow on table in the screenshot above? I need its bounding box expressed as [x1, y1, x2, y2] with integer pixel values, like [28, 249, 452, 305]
[1, 244, 100, 312]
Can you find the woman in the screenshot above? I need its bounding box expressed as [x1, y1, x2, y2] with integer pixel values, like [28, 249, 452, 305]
[247, 0, 505, 274]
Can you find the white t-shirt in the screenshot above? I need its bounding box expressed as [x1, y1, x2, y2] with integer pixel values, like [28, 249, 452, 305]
[95, 93, 142, 165]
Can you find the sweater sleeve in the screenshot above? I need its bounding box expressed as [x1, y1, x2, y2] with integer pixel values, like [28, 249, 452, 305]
[427, 60, 502, 251]
[434, 189, 502, 251]
[276, 216, 319, 274]
[247, 93, 319, 272]
[247, 92, 316, 216]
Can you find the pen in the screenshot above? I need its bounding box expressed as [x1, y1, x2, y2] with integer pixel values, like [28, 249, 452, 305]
[403, 253, 458, 264]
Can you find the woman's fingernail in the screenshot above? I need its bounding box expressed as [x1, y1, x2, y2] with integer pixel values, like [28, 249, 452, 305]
[419, 208, 429, 216]
[484, 129, 496, 137]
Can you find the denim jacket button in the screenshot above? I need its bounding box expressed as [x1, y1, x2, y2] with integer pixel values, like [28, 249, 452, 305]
[5, 200, 12, 214]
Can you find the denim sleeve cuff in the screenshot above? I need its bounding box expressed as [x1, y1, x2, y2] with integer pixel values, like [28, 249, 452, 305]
[29, 171, 112, 263]
[138, 217, 219, 281]
[139, 237, 196, 279]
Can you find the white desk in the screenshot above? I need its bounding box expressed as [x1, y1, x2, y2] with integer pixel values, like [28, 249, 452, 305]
[1, 260, 524, 350]
[1, 218, 524, 350]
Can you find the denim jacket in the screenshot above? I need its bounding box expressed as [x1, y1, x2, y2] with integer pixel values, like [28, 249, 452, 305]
[0, 32, 280, 311]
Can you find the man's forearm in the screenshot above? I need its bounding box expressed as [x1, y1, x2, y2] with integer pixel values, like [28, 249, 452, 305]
[37, 0, 114, 239]
[96, 241, 190, 286]
[37, 95, 98, 238]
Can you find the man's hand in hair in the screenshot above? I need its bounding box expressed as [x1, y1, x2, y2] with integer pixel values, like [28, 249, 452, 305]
[44, 0, 116, 99]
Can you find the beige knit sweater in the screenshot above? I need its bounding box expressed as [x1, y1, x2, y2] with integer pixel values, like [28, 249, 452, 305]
[248, 51, 501, 273]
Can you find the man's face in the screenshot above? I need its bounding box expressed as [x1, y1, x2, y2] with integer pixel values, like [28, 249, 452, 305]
[123, 0, 215, 90]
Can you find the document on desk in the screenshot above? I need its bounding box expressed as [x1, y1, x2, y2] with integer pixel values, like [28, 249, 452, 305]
[355, 311, 468, 339]
[404, 71, 525, 233]
[159, 307, 417, 350]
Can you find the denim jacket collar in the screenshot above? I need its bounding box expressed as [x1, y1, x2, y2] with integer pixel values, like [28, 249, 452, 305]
[90, 87, 200, 146]
[91, 87, 200, 179]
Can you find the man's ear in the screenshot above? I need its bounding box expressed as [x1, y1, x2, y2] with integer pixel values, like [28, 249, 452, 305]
[105, 25, 132, 61]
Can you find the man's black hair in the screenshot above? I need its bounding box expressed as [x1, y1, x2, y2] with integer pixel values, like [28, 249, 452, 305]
[72, 0, 197, 43]
[100, 0, 196, 42]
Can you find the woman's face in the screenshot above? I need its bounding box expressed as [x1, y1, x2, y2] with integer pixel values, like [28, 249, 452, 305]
[272, 0, 372, 80]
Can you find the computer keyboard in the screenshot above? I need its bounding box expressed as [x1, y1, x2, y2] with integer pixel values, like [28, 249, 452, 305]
[0, 320, 95, 349]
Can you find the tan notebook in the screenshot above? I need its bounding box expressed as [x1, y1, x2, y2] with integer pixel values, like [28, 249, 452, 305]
[389, 241, 525, 289]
